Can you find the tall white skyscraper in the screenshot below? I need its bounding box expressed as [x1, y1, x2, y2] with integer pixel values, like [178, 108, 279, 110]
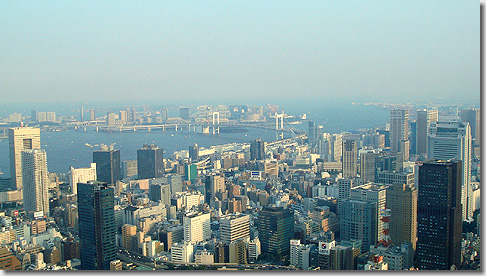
[67, 163, 97, 195]
[183, 212, 211, 243]
[22, 149, 49, 217]
[390, 109, 409, 153]
[416, 109, 438, 156]
[9, 127, 41, 191]
[428, 121, 472, 221]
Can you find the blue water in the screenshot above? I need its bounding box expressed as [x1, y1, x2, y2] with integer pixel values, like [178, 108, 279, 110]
[0, 101, 389, 175]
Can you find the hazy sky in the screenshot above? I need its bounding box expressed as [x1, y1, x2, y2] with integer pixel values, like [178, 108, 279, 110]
[0, 1, 479, 105]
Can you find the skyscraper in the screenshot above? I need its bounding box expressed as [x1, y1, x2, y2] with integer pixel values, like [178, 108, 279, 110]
[184, 164, 197, 182]
[415, 109, 438, 157]
[389, 109, 409, 153]
[93, 145, 121, 185]
[342, 140, 358, 178]
[250, 139, 265, 160]
[179, 107, 190, 121]
[137, 144, 164, 179]
[359, 151, 377, 183]
[416, 160, 462, 270]
[428, 121, 472, 221]
[189, 144, 199, 161]
[258, 207, 294, 256]
[21, 149, 49, 217]
[80, 106, 84, 121]
[89, 109, 96, 121]
[459, 108, 480, 146]
[68, 163, 97, 195]
[9, 127, 41, 191]
[77, 182, 116, 270]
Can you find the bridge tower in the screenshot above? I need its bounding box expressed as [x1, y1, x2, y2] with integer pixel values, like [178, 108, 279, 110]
[275, 111, 284, 140]
[212, 112, 220, 135]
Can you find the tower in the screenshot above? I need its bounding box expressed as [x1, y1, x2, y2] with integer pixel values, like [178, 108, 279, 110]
[415, 109, 438, 156]
[428, 121, 472, 221]
[416, 160, 462, 270]
[21, 149, 49, 217]
[93, 145, 121, 185]
[189, 144, 199, 161]
[8, 127, 41, 191]
[389, 109, 409, 153]
[137, 144, 164, 179]
[77, 182, 116, 270]
[342, 140, 358, 178]
[250, 139, 265, 160]
[257, 207, 294, 256]
[459, 108, 480, 146]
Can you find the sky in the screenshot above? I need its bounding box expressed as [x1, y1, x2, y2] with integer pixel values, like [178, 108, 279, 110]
[0, 1, 479, 106]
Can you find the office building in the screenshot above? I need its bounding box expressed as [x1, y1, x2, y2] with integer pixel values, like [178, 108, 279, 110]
[137, 144, 164, 179]
[342, 140, 358, 178]
[179, 107, 190, 121]
[67, 163, 97, 195]
[220, 213, 250, 244]
[318, 133, 343, 162]
[9, 127, 41, 191]
[428, 121, 472, 221]
[258, 207, 294, 256]
[121, 224, 136, 250]
[93, 145, 121, 185]
[360, 151, 377, 183]
[31, 110, 37, 122]
[460, 108, 480, 146]
[250, 139, 265, 160]
[416, 109, 438, 156]
[248, 238, 261, 262]
[337, 178, 361, 214]
[382, 172, 417, 250]
[171, 241, 194, 263]
[121, 160, 137, 179]
[184, 164, 197, 182]
[229, 239, 248, 265]
[149, 183, 171, 205]
[416, 160, 462, 270]
[183, 212, 211, 243]
[389, 109, 409, 153]
[340, 199, 378, 253]
[77, 182, 116, 270]
[22, 149, 49, 217]
[89, 109, 96, 121]
[189, 144, 199, 161]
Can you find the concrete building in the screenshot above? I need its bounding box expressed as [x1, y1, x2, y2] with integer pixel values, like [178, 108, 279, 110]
[183, 212, 211, 243]
[342, 140, 358, 178]
[67, 163, 96, 195]
[415, 109, 438, 156]
[21, 149, 49, 217]
[459, 108, 480, 146]
[171, 241, 194, 263]
[219, 213, 250, 245]
[149, 183, 171, 205]
[359, 151, 377, 183]
[9, 127, 41, 191]
[389, 109, 409, 153]
[137, 144, 164, 179]
[428, 121, 472, 221]
[248, 237, 261, 262]
[121, 224, 137, 250]
[122, 160, 137, 179]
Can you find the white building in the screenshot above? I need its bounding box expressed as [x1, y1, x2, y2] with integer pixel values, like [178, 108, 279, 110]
[390, 109, 409, 153]
[248, 237, 261, 262]
[67, 163, 96, 194]
[219, 213, 250, 245]
[8, 127, 41, 191]
[171, 241, 194, 263]
[22, 149, 49, 217]
[183, 212, 211, 243]
[428, 121, 473, 221]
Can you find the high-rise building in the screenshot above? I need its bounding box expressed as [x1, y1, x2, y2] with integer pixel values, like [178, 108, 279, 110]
[93, 145, 121, 185]
[250, 139, 265, 160]
[460, 108, 480, 146]
[210, 175, 225, 198]
[121, 224, 137, 250]
[184, 164, 197, 182]
[308, 121, 320, 147]
[179, 107, 190, 121]
[67, 163, 97, 195]
[340, 199, 377, 253]
[389, 109, 409, 153]
[415, 109, 438, 156]
[160, 108, 168, 123]
[9, 127, 41, 191]
[360, 151, 377, 183]
[137, 144, 164, 179]
[183, 212, 211, 243]
[121, 160, 137, 179]
[380, 171, 417, 250]
[77, 182, 116, 270]
[106, 112, 116, 126]
[342, 140, 358, 178]
[337, 178, 362, 214]
[258, 207, 294, 256]
[80, 106, 84, 121]
[416, 160, 462, 270]
[149, 183, 171, 205]
[428, 121, 472, 221]
[219, 213, 250, 245]
[89, 109, 96, 121]
[21, 149, 49, 217]
[30, 110, 37, 122]
[189, 144, 199, 161]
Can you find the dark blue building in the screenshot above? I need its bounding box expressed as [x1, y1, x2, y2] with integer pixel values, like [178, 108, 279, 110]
[77, 182, 116, 270]
[137, 144, 164, 179]
[93, 146, 121, 184]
